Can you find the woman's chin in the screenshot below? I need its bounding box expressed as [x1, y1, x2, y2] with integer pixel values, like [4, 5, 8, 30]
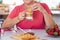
[24, 0, 33, 5]
[24, 2, 31, 4]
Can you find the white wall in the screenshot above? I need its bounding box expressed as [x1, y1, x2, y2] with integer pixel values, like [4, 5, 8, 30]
[3, 0, 23, 5]
[41, 0, 60, 8]
[3, 0, 24, 12]
[3, 0, 60, 8]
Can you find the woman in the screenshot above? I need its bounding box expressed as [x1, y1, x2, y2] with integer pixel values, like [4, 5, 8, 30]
[2, 0, 59, 36]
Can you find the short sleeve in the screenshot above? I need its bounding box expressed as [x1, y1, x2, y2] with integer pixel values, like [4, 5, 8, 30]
[41, 3, 52, 15]
[8, 6, 20, 19]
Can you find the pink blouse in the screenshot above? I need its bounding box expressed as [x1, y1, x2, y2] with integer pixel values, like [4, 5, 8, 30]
[8, 3, 52, 29]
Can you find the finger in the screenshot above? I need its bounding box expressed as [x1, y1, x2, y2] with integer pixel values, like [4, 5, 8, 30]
[21, 13, 25, 16]
[4, 27, 11, 30]
[19, 13, 25, 18]
[33, 8, 38, 11]
[33, 6, 38, 10]
[31, 3, 37, 7]
[19, 15, 25, 18]
[19, 10, 26, 15]
[19, 16, 25, 20]
[33, 7, 38, 11]
[32, 3, 37, 7]
[19, 12, 25, 17]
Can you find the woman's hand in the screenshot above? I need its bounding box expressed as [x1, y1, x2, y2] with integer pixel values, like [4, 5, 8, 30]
[32, 3, 46, 13]
[18, 11, 26, 21]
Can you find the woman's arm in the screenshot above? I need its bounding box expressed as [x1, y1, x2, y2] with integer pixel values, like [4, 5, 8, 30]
[32, 3, 59, 36]
[33, 3, 56, 29]
[2, 16, 20, 30]
[38, 3, 60, 36]
[43, 12, 56, 29]
[2, 11, 25, 30]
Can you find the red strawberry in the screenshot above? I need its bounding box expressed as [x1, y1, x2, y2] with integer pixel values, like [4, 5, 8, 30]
[54, 25, 58, 29]
[55, 28, 59, 32]
[54, 25, 59, 32]
[49, 31, 54, 35]
[47, 30, 51, 34]
[47, 29, 54, 35]
[58, 30, 60, 36]
[0, 28, 1, 33]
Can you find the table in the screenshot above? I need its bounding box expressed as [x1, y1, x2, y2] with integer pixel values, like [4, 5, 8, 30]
[1, 29, 60, 40]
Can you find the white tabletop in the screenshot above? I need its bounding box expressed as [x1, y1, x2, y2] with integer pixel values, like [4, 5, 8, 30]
[1, 29, 60, 40]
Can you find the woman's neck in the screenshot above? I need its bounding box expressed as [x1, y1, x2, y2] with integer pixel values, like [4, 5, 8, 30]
[24, 1, 35, 7]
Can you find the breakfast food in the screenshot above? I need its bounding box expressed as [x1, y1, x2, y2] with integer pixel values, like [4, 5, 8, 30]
[27, 7, 32, 12]
[26, 7, 33, 20]
[46, 24, 60, 36]
[11, 32, 39, 40]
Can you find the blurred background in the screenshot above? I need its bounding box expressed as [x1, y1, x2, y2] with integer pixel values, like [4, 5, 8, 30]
[0, 0, 60, 27]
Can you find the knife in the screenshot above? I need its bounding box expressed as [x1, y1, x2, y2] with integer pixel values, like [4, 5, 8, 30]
[17, 27, 27, 33]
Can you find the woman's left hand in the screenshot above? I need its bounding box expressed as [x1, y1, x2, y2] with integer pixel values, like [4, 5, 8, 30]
[32, 3, 46, 13]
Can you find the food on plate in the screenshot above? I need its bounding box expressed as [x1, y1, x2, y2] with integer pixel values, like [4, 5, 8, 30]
[11, 32, 39, 40]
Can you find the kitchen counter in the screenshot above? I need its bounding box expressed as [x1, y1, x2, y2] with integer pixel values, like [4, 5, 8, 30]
[0, 13, 9, 15]
[1, 29, 60, 40]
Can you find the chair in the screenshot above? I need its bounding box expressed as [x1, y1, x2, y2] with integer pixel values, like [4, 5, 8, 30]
[0, 19, 4, 27]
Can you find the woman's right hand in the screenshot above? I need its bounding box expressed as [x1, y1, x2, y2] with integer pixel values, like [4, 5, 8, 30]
[18, 11, 26, 21]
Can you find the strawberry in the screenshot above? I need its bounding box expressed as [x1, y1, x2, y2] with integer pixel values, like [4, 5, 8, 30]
[47, 30, 50, 34]
[53, 24, 58, 31]
[58, 30, 60, 36]
[54, 25, 59, 32]
[54, 32, 58, 36]
[54, 25, 58, 29]
[47, 30, 51, 34]
[0, 28, 1, 33]
[47, 28, 54, 35]
[49, 31, 54, 35]
[55, 27, 59, 32]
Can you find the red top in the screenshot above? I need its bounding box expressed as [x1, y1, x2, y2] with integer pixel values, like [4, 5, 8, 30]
[8, 3, 52, 29]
